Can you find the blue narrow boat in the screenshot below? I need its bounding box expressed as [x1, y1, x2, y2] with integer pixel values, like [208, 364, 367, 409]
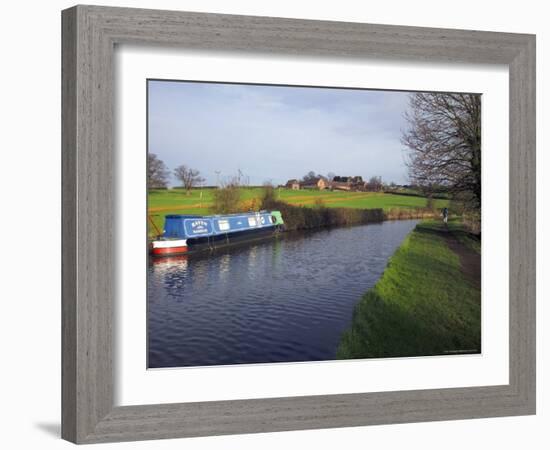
[150, 210, 285, 256]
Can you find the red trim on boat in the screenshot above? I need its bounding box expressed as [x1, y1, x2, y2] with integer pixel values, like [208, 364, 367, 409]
[151, 246, 188, 256]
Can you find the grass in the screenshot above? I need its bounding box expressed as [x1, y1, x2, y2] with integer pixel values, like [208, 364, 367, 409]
[147, 188, 449, 236]
[337, 220, 481, 359]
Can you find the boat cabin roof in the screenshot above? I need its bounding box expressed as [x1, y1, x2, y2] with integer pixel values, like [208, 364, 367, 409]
[165, 211, 271, 220]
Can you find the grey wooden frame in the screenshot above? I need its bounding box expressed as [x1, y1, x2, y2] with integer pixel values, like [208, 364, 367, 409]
[62, 4, 536, 444]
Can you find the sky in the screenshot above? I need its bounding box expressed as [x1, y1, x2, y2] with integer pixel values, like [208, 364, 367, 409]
[148, 80, 413, 186]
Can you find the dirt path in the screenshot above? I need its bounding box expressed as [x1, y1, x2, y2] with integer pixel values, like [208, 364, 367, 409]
[440, 226, 481, 290]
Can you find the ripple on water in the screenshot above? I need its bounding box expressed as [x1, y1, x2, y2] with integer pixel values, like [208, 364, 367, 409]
[147, 220, 419, 368]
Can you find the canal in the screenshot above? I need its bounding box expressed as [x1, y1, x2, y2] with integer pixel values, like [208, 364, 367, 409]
[148, 219, 418, 368]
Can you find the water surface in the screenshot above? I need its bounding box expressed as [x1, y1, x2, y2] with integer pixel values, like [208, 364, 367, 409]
[148, 220, 418, 368]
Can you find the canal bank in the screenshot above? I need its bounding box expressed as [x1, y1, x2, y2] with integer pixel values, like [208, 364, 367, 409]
[337, 220, 481, 359]
[259, 197, 438, 233]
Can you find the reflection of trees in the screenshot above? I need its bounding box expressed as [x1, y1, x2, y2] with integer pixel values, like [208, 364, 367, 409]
[217, 254, 231, 282]
[270, 238, 283, 274]
[247, 245, 258, 271]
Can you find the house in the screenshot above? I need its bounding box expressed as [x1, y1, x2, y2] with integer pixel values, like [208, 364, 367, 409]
[331, 176, 353, 191]
[285, 179, 301, 190]
[316, 177, 329, 190]
[332, 176, 350, 183]
[302, 176, 329, 190]
[330, 175, 364, 191]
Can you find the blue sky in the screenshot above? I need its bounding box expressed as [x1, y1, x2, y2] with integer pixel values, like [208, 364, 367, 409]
[148, 80, 412, 186]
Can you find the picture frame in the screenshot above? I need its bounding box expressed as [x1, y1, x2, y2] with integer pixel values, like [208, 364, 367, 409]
[61, 4, 536, 444]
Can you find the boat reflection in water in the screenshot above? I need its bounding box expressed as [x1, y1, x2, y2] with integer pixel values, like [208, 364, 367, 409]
[150, 254, 189, 268]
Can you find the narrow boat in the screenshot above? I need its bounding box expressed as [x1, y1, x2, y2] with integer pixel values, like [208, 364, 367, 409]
[150, 210, 285, 256]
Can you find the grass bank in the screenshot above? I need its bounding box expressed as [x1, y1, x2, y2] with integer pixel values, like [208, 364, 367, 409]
[260, 198, 383, 231]
[337, 220, 481, 359]
[259, 198, 439, 232]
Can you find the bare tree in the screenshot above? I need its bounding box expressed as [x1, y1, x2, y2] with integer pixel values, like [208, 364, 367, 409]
[366, 176, 383, 192]
[302, 171, 317, 183]
[173, 164, 205, 194]
[326, 172, 336, 182]
[402, 92, 481, 209]
[147, 153, 170, 189]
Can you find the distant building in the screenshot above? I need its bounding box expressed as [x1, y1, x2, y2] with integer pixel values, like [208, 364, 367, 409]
[302, 176, 329, 190]
[332, 176, 350, 183]
[331, 180, 352, 191]
[330, 175, 364, 191]
[287, 175, 366, 191]
[285, 179, 301, 190]
[316, 177, 329, 190]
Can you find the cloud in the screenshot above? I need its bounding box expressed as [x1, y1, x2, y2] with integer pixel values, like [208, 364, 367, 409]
[148, 81, 412, 185]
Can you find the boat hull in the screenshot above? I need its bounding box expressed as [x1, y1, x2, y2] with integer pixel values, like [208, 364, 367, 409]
[151, 227, 280, 257]
[188, 226, 278, 252]
[150, 239, 188, 256]
[151, 245, 189, 256]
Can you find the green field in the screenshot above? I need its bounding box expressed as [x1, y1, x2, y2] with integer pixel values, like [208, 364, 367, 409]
[337, 220, 481, 359]
[147, 188, 448, 235]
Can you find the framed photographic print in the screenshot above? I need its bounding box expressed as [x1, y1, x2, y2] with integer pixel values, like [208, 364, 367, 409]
[62, 5, 536, 444]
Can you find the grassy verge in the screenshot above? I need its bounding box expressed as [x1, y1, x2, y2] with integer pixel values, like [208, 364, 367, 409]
[337, 220, 481, 359]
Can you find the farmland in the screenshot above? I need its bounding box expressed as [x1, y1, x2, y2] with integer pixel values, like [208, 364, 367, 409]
[147, 187, 449, 235]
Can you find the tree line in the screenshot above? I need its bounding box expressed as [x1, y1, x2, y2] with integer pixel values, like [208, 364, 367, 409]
[147, 154, 204, 194]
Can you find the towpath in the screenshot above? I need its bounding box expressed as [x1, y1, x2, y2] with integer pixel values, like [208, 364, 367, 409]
[436, 224, 481, 290]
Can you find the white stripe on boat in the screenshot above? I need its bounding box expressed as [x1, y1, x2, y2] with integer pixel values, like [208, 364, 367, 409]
[152, 239, 187, 249]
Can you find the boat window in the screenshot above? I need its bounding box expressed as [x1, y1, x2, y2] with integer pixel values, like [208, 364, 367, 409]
[248, 217, 257, 226]
[218, 220, 230, 231]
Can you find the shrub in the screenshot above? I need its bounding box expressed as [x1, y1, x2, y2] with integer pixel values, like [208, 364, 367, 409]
[463, 210, 481, 235]
[239, 198, 260, 212]
[261, 183, 277, 208]
[259, 197, 384, 232]
[210, 181, 241, 214]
